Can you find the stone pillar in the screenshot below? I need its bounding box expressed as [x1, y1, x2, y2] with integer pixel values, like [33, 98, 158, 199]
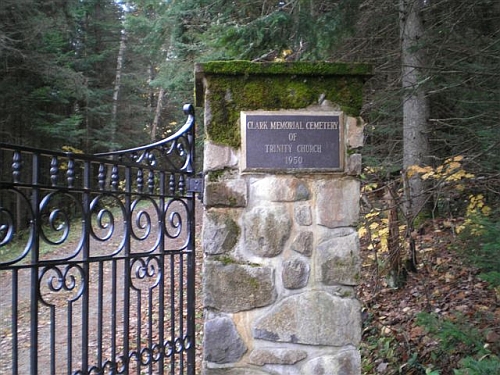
[196, 61, 371, 375]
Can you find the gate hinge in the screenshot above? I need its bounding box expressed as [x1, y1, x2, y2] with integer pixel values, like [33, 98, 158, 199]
[187, 174, 204, 196]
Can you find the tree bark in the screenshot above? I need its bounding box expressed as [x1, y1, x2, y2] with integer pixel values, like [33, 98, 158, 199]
[399, 0, 429, 219]
[151, 87, 165, 141]
[110, 30, 127, 150]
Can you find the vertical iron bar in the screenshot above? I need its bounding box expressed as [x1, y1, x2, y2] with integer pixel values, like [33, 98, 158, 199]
[170, 253, 175, 375]
[158, 172, 165, 375]
[68, 302, 72, 375]
[97, 262, 104, 368]
[186, 219, 196, 374]
[186, 102, 197, 375]
[136, 288, 142, 375]
[50, 305, 56, 374]
[148, 280, 153, 374]
[30, 152, 39, 375]
[12, 269, 18, 375]
[123, 249, 131, 371]
[82, 159, 91, 373]
[123, 256, 130, 374]
[111, 259, 117, 371]
[124, 165, 132, 374]
[179, 253, 184, 374]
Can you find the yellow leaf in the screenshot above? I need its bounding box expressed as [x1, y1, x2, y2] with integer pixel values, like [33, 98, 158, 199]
[362, 183, 378, 192]
[481, 206, 491, 216]
[446, 161, 461, 170]
[380, 238, 388, 253]
[407, 165, 432, 177]
[358, 227, 368, 237]
[422, 171, 435, 180]
[366, 211, 380, 219]
[61, 146, 84, 154]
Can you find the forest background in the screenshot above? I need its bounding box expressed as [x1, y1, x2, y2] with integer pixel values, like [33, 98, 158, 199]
[1, 0, 499, 373]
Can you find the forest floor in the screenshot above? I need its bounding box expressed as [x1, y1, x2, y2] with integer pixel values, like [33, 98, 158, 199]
[358, 218, 500, 374]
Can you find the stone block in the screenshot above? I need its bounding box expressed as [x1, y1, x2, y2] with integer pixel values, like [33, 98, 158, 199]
[346, 154, 362, 176]
[251, 177, 310, 202]
[243, 206, 292, 258]
[204, 261, 277, 313]
[316, 179, 360, 228]
[204, 179, 247, 208]
[282, 257, 310, 289]
[249, 348, 307, 366]
[316, 230, 361, 286]
[202, 210, 240, 255]
[346, 116, 364, 149]
[203, 369, 272, 375]
[204, 316, 247, 364]
[204, 142, 238, 171]
[294, 204, 312, 226]
[253, 291, 361, 346]
[301, 349, 361, 375]
[290, 231, 314, 257]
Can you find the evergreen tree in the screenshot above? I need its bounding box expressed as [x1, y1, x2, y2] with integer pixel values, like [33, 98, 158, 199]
[0, 0, 150, 152]
[0, 0, 87, 147]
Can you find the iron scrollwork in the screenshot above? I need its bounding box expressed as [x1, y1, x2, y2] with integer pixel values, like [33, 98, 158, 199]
[95, 104, 195, 174]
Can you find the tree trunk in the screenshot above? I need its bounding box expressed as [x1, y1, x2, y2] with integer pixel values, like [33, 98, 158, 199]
[386, 185, 405, 287]
[399, 0, 429, 219]
[110, 30, 127, 150]
[151, 87, 165, 141]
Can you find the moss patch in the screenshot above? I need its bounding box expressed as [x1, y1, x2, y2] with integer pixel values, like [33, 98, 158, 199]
[203, 69, 368, 148]
[207, 168, 228, 182]
[199, 61, 373, 77]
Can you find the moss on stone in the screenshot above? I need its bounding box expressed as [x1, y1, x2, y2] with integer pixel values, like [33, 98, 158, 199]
[225, 216, 241, 242]
[247, 276, 260, 291]
[213, 256, 261, 269]
[207, 169, 227, 182]
[216, 255, 237, 266]
[198, 61, 371, 148]
[199, 61, 373, 77]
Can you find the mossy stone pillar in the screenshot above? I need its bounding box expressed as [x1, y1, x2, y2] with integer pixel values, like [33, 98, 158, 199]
[196, 61, 371, 375]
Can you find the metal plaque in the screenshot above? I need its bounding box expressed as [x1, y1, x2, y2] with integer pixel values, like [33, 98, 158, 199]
[241, 111, 344, 172]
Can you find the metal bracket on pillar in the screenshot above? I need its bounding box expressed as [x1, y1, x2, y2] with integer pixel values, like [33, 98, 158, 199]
[187, 173, 204, 201]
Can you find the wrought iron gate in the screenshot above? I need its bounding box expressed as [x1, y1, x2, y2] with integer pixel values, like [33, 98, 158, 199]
[0, 105, 198, 374]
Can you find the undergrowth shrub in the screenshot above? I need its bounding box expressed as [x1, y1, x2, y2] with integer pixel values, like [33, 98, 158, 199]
[454, 356, 500, 375]
[456, 213, 500, 288]
[416, 312, 500, 374]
